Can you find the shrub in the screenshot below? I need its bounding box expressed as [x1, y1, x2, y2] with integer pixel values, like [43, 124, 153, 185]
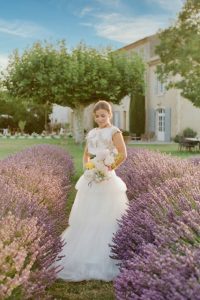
[188, 156, 200, 166]
[113, 149, 200, 299]
[0, 144, 74, 231]
[0, 177, 63, 299]
[0, 144, 74, 298]
[111, 173, 200, 261]
[183, 127, 197, 138]
[112, 171, 200, 299]
[173, 134, 182, 143]
[114, 244, 200, 300]
[116, 148, 197, 201]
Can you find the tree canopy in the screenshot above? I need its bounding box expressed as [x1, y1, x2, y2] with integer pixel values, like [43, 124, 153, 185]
[155, 0, 200, 107]
[0, 92, 48, 133]
[1, 40, 145, 142]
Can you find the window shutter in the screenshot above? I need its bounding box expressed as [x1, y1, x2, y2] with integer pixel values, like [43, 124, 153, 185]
[165, 108, 171, 142]
[148, 108, 156, 133]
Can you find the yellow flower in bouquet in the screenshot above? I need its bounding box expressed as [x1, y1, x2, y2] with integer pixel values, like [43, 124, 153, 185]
[111, 153, 123, 170]
[85, 162, 95, 170]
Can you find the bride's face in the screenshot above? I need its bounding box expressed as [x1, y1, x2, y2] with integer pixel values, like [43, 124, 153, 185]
[94, 109, 111, 128]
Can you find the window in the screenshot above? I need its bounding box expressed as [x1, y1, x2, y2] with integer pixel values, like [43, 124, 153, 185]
[154, 75, 166, 95]
[158, 109, 165, 132]
[135, 47, 146, 60]
[113, 111, 120, 128]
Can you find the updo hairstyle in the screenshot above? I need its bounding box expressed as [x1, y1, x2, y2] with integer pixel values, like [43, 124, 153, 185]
[93, 100, 113, 117]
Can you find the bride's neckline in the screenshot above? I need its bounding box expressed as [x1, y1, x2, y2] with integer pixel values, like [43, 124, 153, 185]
[96, 125, 112, 130]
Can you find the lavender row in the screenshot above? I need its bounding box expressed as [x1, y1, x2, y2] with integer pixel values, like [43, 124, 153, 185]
[113, 149, 200, 299]
[0, 144, 74, 299]
[0, 144, 74, 231]
[116, 148, 197, 201]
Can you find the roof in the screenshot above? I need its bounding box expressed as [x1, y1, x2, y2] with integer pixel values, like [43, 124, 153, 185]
[118, 33, 157, 51]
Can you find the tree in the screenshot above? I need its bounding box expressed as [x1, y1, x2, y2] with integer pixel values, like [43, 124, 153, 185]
[18, 120, 26, 134]
[56, 44, 145, 142]
[1, 41, 68, 130]
[0, 92, 16, 130]
[155, 0, 200, 107]
[0, 92, 48, 133]
[129, 90, 145, 136]
[2, 41, 145, 143]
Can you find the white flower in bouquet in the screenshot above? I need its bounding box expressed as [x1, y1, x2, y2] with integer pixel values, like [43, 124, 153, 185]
[84, 169, 95, 182]
[104, 155, 115, 166]
[84, 150, 117, 184]
[94, 161, 108, 173]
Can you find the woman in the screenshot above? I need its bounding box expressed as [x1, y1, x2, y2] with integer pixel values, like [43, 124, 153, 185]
[56, 100, 128, 281]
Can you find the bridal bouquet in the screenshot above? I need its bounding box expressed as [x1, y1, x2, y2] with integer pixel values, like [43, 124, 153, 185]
[84, 149, 120, 184]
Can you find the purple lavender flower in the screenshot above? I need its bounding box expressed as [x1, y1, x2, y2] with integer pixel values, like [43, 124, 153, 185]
[111, 174, 200, 261]
[0, 144, 74, 231]
[114, 245, 200, 300]
[116, 148, 198, 201]
[112, 149, 200, 299]
[0, 144, 74, 299]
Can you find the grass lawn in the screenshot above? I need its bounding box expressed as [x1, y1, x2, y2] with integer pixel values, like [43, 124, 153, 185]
[0, 138, 199, 299]
[128, 142, 200, 159]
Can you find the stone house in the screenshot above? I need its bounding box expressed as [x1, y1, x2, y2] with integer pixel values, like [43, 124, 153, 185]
[120, 34, 200, 141]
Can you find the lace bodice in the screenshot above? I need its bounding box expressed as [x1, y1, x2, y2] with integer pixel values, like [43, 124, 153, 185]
[86, 125, 121, 155]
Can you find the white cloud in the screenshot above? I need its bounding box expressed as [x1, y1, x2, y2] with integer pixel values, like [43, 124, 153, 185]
[78, 0, 122, 17]
[146, 0, 184, 13]
[88, 13, 171, 44]
[0, 18, 48, 38]
[79, 0, 184, 45]
[0, 53, 9, 71]
[80, 6, 94, 17]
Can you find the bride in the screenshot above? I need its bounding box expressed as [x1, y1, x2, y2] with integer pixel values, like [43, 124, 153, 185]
[55, 100, 128, 281]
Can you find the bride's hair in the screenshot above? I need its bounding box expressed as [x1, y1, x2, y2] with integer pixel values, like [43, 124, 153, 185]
[93, 100, 112, 117]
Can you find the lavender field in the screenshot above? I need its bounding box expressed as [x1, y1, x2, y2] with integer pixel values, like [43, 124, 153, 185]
[1, 139, 200, 299]
[113, 149, 200, 299]
[0, 144, 74, 299]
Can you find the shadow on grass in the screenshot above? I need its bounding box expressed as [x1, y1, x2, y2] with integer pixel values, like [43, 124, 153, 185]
[48, 279, 115, 300]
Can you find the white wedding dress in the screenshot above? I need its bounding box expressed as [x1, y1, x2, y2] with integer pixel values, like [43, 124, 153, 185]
[56, 126, 128, 281]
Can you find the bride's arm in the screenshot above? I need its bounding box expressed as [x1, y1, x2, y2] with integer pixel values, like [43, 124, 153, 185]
[112, 132, 127, 169]
[83, 145, 90, 169]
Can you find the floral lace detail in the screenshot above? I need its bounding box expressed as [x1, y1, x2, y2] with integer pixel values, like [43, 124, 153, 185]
[86, 126, 121, 155]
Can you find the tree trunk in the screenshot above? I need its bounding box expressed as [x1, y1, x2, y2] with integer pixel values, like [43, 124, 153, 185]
[129, 92, 145, 136]
[44, 101, 49, 132]
[73, 106, 85, 144]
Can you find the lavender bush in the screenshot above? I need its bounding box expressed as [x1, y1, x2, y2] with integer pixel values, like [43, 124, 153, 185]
[114, 244, 200, 300]
[0, 178, 62, 299]
[112, 173, 200, 261]
[188, 156, 200, 166]
[0, 145, 73, 299]
[112, 149, 200, 299]
[0, 144, 74, 231]
[116, 148, 198, 201]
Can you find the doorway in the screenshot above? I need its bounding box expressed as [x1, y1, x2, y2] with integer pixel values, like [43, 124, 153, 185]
[156, 108, 165, 141]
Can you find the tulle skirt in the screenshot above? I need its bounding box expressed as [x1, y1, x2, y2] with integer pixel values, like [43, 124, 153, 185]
[55, 170, 128, 281]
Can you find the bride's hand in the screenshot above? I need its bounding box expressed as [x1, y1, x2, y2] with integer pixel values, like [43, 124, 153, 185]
[107, 165, 113, 171]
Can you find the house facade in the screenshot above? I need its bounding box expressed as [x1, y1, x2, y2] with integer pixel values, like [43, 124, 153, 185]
[50, 34, 200, 140]
[49, 104, 72, 125]
[50, 98, 130, 134]
[120, 34, 200, 141]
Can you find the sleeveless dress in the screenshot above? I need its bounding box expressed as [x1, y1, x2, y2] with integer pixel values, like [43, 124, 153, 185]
[56, 125, 128, 281]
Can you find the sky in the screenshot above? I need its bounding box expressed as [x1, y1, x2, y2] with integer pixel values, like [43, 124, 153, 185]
[0, 0, 184, 70]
